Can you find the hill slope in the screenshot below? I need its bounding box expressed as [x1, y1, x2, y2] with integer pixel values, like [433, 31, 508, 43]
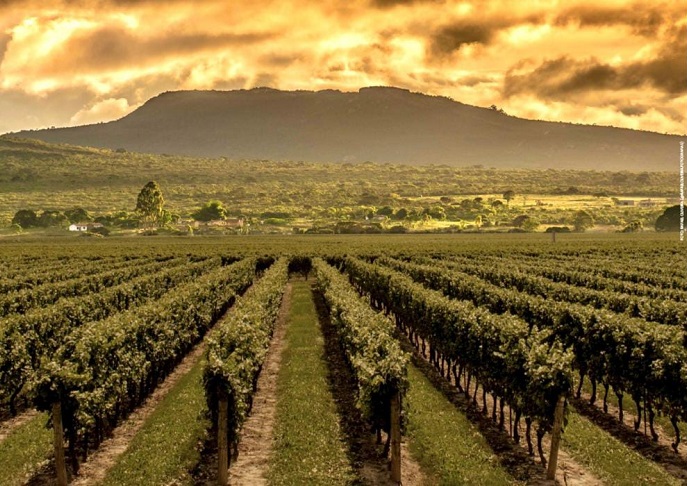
[11, 87, 679, 170]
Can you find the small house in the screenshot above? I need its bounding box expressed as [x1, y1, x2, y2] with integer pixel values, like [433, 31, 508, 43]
[615, 200, 635, 206]
[638, 199, 657, 207]
[69, 222, 104, 232]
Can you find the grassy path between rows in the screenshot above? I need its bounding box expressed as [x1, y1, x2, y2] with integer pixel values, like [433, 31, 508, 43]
[0, 412, 51, 486]
[98, 355, 208, 486]
[404, 364, 522, 486]
[562, 408, 682, 486]
[267, 280, 356, 485]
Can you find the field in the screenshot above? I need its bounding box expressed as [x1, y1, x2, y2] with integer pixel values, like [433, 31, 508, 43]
[0, 233, 685, 485]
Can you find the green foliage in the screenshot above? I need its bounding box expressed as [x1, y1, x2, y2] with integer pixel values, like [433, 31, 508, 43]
[32, 258, 256, 472]
[135, 181, 165, 228]
[203, 259, 288, 452]
[655, 205, 681, 232]
[37, 210, 68, 228]
[12, 209, 38, 228]
[64, 207, 90, 223]
[573, 210, 594, 232]
[377, 254, 687, 438]
[192, 200, 227, 222]
[0, 257, 223, 414]
[313, 258, 408, 430]
[344, 256, 573, 431]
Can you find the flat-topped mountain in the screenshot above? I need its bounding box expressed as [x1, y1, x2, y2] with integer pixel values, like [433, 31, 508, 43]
[11, 87, 679, 170]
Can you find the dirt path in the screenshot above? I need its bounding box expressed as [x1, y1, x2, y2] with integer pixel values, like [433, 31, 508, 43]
[0, 409, 39, 445]
[228, 282, 293, 486]
[67, 341, 209, 486]
[313, 285, 428, 485]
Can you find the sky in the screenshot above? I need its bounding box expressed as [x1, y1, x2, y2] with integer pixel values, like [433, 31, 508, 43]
[0, 0, 685, 135]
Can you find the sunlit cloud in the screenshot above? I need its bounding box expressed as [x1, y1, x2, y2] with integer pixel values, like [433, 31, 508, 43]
[0, 0, 684, 135]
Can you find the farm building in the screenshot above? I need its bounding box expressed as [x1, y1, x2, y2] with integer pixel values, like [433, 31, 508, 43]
[68, 222, 104, 232]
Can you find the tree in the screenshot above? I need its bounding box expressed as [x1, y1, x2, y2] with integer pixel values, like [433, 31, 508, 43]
[573, 210, 594, 232]
[65, 207, 91, 223]
[135, 181, 165, 228]
[12, 209, 38, 228]
[655, 205, 680, 232]
[512, 214, 539, 231]
[38, 210, 68, 228]
[503, 190, 515, 207]
[192, 201, 227, 222]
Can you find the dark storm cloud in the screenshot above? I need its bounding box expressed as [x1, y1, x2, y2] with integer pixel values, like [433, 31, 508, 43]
[555, 3, 667, 36]
[504, 25, 687, 99]
[431, 22, 497, 54]
[40, 26, 271, 75]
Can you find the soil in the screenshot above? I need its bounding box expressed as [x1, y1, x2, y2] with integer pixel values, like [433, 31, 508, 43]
[0, 409, 39, 445]
[190, 282, 293, 485]
[573, 394, 687, 483]
[313, 285, 428, 485]
[227, 282, 293, 485]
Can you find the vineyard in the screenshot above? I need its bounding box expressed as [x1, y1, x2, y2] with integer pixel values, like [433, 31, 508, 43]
[0, 234, 685, 485]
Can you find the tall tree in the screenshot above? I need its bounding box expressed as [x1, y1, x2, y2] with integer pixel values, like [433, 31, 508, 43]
[573, 210, 594, 232]
[503, 190, 515, 207]
[135, 181, 165, 228]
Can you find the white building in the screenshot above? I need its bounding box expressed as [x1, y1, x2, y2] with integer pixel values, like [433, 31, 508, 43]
[69, 222, 104, 232]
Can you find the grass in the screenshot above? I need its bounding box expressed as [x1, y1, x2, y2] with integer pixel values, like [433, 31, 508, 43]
[404, 365, 521, 485]
[0, 412, 52, 486]
[100, 356, 208, 486]
[578, 377, 687, 440]
[267, 280, 356, 485]
[562, 407, 681, 485]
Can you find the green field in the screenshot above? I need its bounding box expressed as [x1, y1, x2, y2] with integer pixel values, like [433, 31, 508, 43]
[0, 234, 684, 485]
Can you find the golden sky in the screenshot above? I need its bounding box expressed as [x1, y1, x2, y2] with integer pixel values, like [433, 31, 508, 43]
[0, 0, 685, 135]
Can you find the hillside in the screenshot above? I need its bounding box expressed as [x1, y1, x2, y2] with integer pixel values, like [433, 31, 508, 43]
[0, 136, 675, 233]
[11, 87, 679, 171]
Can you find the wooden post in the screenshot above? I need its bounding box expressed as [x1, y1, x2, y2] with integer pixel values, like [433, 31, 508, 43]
[390, 391, 402, 484]
[52, 401, 68, 486]
[546, 396, 566, 481]
[218, 393, 229, 486]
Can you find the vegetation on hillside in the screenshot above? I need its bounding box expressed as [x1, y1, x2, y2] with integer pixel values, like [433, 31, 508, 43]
[0, 136, 677, 235]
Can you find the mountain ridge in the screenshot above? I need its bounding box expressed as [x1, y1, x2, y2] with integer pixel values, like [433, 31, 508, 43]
[10, 87, 680, 171]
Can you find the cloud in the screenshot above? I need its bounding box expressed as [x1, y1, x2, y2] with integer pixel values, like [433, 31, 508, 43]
[555, 3, 668, 36]
[69, 97, 136, 125]
[0, 0, 685, 135]
[430, 22, 499, 54]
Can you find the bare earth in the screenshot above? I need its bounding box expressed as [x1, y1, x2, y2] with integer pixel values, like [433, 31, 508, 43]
[69, 339, 209, 486]
[0, 409, 39, 444]
[228, 282, 293, 486]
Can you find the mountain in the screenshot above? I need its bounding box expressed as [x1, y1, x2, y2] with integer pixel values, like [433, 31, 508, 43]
[11, 87, 679, 171]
